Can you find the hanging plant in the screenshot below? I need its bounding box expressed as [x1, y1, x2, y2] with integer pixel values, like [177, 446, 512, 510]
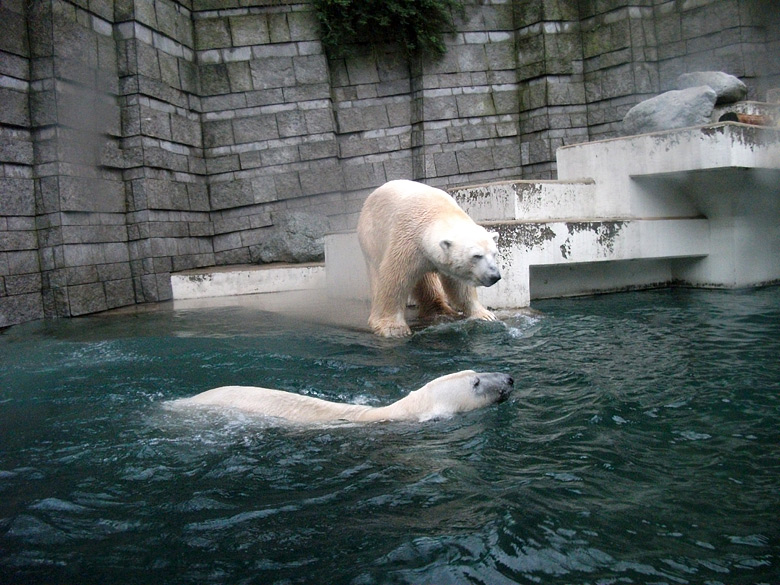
[312, 0, 464, 58]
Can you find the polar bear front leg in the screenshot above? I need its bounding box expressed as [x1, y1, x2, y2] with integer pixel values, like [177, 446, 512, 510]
[440, 276, 498, 322]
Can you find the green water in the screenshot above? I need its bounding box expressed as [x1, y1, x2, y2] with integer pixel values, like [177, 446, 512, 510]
[1, 288, 778, 584]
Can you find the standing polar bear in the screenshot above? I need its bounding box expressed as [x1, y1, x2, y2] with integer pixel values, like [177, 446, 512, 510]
[170, 370, 513, 424]
[357, 179, 501, 338]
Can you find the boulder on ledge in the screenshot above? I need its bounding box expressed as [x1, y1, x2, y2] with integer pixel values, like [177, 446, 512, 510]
[622, 86, 717, 135]
[676, 71, 747, 104]
[253, 210, 331, 264]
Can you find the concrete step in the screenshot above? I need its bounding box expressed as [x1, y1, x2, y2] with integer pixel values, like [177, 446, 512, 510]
[478, 217, 709, 308]
[171, 262, 325, 300]
[449, 179, 598, 222]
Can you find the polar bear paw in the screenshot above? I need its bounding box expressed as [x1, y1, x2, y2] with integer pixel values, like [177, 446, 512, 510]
[469, 306, 498, 322]
[370, 316, 412, 338]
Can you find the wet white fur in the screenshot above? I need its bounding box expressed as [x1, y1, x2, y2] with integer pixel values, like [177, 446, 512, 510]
[357, 180, 500, 338]
[170, 370, 510, 424]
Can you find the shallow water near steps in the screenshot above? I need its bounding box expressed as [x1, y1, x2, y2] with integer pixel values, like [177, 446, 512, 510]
[1, 287, 779, 584]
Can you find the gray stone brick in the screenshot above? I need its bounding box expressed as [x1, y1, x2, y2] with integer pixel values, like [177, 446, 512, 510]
[5, 273, 42, 295]
[299, 165, 345, 196]
[97, 262, 132, 281]
[299, 138, 337, 161]
[203, 119, 234, 147]
[230, 14, 270, 46]
[105, 278, 136, 309]
[273, 172, 302, 199]
[195, 18, 231, 50]
[268, 13, 291, 44]
[227, 61, 252, 92]
[346, 53, 380, 85]
[143, 178, 189, 211]
[158, 51, 179, 89]
[59, 176, 126, 213]
[423, 96, 458, 120]
[0, 178, 34, 215]
[457, 93, 496, 117]
[336, 107, 364, 133]
[7, 250, 39, 274]
[0, 88, 29, 126]
[261, 144, 299, 166]
[67, 282, 108, 315]
[343, 163, 384, 190]
[287, 11, 320, 41]
[140, 106, 172, 140]
[0, 293, 44, 327]
[233, 114, 279, 143]
[171, 114, 202, 147]
[294, 54, 328, 85]
[457, 45, 488, 72]
[251, 176, 279, 204]
[250, 57, 295, 89]
[277, 109, 307, 137]
[456, 147, 494, 174]
[210, 179, 255, 210]
[200, 63, 231, 95]
[304, 108, 335, 134]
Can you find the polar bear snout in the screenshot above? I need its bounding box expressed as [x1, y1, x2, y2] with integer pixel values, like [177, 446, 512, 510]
[474, 256, 501, 287]
[474, 372, 514, 403]
[479, 266, 501, 287]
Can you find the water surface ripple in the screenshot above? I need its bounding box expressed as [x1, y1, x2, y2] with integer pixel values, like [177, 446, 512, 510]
[1, 288, 778, 584]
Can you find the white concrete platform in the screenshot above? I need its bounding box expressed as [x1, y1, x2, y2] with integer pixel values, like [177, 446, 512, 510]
[449, 179, 599, 222]
[171, 262, 325, 300]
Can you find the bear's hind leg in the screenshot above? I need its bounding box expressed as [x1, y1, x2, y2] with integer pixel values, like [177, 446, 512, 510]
[413, 273, 459, 321]
[440, 275, 497, 322]
[367, 264, 414, 337]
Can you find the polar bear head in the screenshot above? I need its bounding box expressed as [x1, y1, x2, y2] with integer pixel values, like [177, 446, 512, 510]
[404, 370, 514, 421]
[429, 223, 501, 287]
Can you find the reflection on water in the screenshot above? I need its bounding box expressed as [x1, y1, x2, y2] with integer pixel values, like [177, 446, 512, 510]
[1, 288, 778, 584]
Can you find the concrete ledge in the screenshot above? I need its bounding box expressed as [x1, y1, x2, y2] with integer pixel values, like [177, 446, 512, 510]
[450, 179, 598, 221]
[478, 217, 709, 309]
[171, 263, 325, 300]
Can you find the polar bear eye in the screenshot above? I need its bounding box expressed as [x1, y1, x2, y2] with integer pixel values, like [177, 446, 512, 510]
[472, 377, 481, 388]
[472, 253, 484, 261]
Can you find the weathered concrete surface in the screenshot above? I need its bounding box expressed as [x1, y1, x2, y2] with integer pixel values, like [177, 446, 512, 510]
[450, 179, 598, 221]
[557, 123, 780, 219]
[171, 263, 325, 300]
[556, 122, 780, 289]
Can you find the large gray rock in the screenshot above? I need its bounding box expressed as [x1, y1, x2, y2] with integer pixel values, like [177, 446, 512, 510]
[254, 210, 330, 264]
[622, 86, 717, 135]
[676, 71, 747, 104]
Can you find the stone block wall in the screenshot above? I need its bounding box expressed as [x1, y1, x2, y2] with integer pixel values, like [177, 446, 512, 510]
[116, 0, 213, 303]
[0, 1, 41, 327]
[194, 1, 343, 264]
[0, 0, 777, 326]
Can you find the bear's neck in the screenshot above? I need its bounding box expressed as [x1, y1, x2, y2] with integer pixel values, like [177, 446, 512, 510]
[350, 391, 433, 423]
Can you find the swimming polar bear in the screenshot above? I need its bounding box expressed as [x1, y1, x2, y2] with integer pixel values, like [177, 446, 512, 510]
[171, 370, 513, 424]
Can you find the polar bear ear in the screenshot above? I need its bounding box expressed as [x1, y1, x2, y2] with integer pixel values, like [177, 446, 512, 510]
[489, 231, 499, 243]
[439, 239, 452, 253]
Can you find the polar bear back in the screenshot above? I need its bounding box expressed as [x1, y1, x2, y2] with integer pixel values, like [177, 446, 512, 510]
[170, 370, 513, 425]
[173, 386, 374, 424]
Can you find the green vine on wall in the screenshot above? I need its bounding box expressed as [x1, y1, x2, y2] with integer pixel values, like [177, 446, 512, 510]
[312, 0, 465, 58]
